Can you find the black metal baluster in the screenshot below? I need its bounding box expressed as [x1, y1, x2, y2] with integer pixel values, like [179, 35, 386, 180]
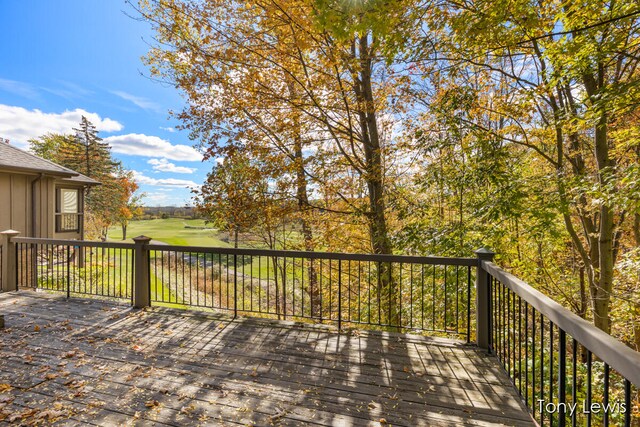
[518, 296, 523, 396]
[502, 283, 506, 369]
[233, 253, 238, 319]
[327, 259, 333, 321]
[266, 254, 270, 313]
[432, 265, 436, 330]
[489, 275, 494, 353]
[572, 339, 577, 427]
[358, 260, 362, 323]
[367, 261, 371, 325]
[541, 313, 545, 426]
[377, 261, 382, 326]
[410, 263, 414, 329]
[66, 245, 70, 298]
[586, 350, 592, 427]
[603, 363, 609, 427]
[559, 329, 566, 427]
[624, 379, 631, 427]
[444, 265, 448, 331]
[550, 322, 554, 427]
[532, 306, 537, 418]
[283, 257, 287, 320]
[525, 302, 529, 406]
[319, 259, 323, 322]
[338, 259, 342, 330]
[348, 259, 351, 324]
[467, 265, 471, 342]
[455, 265, 459, 334]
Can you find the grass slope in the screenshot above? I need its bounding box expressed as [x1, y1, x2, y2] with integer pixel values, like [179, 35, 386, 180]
[107, 218, 230, 247]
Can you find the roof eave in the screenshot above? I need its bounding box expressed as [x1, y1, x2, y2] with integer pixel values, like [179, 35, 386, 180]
[0, 165, 76, 178]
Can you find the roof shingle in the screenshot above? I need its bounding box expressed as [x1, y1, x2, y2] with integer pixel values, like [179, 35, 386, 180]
[0, 143, 100, 185]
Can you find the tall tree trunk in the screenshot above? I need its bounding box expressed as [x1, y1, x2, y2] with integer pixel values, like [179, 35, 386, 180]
[354, 34, 396, 327]
[122, 223, 127, 241]
[286, 77, 320, 318]
[585, 71, 614, 334]
[294, 142, 320, 317]
[356, 35, 392, 256]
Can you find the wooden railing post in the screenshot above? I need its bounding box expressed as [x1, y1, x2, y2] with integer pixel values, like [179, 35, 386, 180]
[475, 247, 495, 350]
[1, 230, 21, 292]
[133, 236, 152, 308]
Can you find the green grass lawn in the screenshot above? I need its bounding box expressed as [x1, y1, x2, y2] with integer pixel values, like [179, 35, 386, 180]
[105, 218, 302, 298]
[107, 218, 230, 247]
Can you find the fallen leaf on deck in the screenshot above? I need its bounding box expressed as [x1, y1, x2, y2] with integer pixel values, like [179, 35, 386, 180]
[145, 399, 160, 408]
[35, 409, 67, 421]
[180, 404, 196, 415]
[64, 379, 86, 389]
[0, 383, 12, 393]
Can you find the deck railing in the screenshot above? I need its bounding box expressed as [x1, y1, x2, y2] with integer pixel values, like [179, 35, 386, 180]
[2, 232, 640, 425]
[147, 243, 476, 336]
[478, 258, 640, 426]
[13, 237, 134, 301]
[6, 235, 476, 338]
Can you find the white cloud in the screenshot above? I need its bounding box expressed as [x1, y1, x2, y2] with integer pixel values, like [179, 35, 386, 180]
[133, 170, 200, 188]
[160, 126, 176, 132]
[0, 104, 123, 147]
[143, 193, 170, 203]
[148, 158, 196, 174]
[112, 90, 162, 112]
[104, 133, 201, 161]
[43, 80, 93, 99]
[0, 78, 40, 100]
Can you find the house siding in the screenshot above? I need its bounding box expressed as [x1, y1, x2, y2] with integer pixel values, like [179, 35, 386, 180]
[0, 171, 83, 239]
[0, 172, 31, 235]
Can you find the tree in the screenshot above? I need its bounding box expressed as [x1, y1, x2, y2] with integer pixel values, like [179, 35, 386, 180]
[115, 171, 144, 240]
[29, 118, 135, 241]
[28, 133, 75, 160]
[138, 0, 422, 255]
[140, 0, 424, 325]
[412, 0, 640, 333]
[194, 157, 262, 248]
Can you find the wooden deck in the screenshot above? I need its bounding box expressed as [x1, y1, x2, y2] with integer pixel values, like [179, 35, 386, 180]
[0, 292, 533, 426]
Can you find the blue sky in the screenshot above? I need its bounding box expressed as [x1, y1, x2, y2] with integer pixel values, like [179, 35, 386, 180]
[0, 0, 210, 206]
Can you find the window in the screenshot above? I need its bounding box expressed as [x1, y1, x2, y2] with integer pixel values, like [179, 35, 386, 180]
[56, 188, 81, 232]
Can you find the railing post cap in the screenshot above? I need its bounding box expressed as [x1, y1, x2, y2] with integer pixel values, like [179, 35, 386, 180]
[0, 229, 21, 236]
[133, 235, 152, 243]
[475, 247, 495, 260]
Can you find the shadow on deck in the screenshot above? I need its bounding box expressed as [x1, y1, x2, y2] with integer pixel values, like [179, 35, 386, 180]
[0, 292, 533, 426]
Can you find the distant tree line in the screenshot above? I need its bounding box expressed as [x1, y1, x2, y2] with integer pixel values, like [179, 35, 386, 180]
[141, 206, 201, 220]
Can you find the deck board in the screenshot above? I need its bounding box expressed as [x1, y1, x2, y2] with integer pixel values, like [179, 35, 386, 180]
[0, 291, 534, 426]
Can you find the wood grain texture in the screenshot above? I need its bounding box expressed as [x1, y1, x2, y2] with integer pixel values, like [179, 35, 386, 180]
[0, 292, 534, 426]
